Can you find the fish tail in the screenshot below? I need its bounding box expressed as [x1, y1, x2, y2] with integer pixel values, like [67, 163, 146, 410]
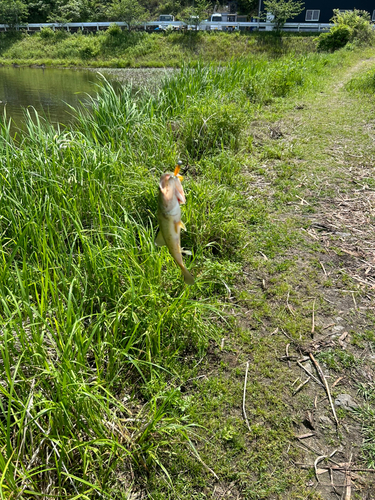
[181, 266, 195, 285]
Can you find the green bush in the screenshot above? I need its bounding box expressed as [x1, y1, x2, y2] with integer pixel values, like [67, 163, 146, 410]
[333, 8, 374, 45]
[54, 29, 69, 41]
[40, 27, 55, 39]
[79, 45, 98, 59]
[316, 9, 374, 52]
[316, 25, 352, 52]
[106, 23, 122, 36]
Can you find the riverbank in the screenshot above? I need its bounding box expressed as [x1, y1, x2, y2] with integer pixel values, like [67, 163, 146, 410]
[0, 29, 317, 68]
[1, 45, 375, 498]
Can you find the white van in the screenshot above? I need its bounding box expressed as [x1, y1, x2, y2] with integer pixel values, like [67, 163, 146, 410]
[158, 15, 174, 22]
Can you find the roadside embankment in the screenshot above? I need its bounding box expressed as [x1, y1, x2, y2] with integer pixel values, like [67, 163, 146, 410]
[0, 29, 317, 67]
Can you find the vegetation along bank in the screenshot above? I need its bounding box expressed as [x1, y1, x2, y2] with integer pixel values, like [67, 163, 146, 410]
[1, 32, 375, 497]
[0, 29, 318, 68]
[1, 9, 375, 499]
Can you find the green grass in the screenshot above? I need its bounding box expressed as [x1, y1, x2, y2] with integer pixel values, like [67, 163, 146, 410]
[0, 30, 319, 68]
[346, 66, 375, 93]
[0, 46, 373, 497]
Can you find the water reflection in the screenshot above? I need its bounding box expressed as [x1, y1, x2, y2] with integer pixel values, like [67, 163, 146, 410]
[0, 67, 102, 134]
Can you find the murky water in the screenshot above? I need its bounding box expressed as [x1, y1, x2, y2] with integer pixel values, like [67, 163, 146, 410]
[0, 66, 176, 135]
[0, 66, 104, 133]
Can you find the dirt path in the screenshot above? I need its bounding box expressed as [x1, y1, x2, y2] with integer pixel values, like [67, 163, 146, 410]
[240, 55, 375, 499]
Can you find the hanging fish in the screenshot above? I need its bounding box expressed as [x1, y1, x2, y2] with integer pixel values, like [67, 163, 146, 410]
[155, 164, 194, 285]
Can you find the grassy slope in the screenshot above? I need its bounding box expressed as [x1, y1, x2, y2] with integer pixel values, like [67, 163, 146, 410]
[0, 30, 317, 67]
[0, 38, 375, 498]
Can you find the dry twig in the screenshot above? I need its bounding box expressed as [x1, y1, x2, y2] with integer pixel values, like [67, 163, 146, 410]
[286, 291, 295, 316]
[319, 261, 327, 276]
[311, 298, 316, 335]
[309, 353, 339, 427]
[345, 454, 353, 500]
[314, 455, 327, 482]
[242, 361, 251, 433]
[293, 377, 310, 395]
[297, 360, 324, 388]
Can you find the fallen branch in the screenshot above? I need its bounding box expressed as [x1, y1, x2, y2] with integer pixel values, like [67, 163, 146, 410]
[309, 353, 339, 427]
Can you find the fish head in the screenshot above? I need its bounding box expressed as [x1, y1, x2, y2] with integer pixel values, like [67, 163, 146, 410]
[158, 172, 186, 209]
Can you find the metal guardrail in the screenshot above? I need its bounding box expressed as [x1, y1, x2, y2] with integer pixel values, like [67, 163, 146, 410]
[0, 21, 332, 32]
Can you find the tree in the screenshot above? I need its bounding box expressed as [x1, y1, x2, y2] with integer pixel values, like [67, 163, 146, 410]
[261, 0, 304, 30]
[108, 0, 148, 29]
[0, 0, 28, 28]
[237, 0, 258, 16]
[181, 0, 211, 29]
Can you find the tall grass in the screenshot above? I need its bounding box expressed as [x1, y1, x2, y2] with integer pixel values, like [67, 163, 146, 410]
[0, 30, 318, 68]
[0, 52, 337, 496]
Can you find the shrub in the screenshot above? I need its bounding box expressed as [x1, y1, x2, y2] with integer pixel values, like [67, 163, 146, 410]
[333, 8, 374, 45]
[106, 23, 122, 36]
[40, 27, 55, 39]
[316, 9, 374, 51]
[54, 29, 69, 41]
[79, 45, 98, 59]
[316, 25, 352, 52]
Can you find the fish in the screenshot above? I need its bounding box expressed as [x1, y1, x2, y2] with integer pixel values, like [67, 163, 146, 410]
[155, 165, 195, 285]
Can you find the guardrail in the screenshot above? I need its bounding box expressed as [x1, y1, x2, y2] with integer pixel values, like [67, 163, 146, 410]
[0, 21, 332, 32]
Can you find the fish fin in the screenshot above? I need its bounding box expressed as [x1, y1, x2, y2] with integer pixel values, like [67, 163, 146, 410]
[182, 267, 195, 285]
[179, 220, 186, 231]
[155, 230, 166, 247]
[174, 177, 186, 204]
[174, 221, 182, 234]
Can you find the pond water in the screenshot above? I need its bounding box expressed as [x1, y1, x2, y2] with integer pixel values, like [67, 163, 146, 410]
[0, 66, 104, 134]
[0, 66, 176, 136]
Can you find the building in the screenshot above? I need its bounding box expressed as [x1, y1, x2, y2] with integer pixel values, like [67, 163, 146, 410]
[259, 0, 375, 23]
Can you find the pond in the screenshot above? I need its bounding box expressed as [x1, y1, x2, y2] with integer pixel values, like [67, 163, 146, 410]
[0, 66, 176, 136]
[0, 66, 104, 134]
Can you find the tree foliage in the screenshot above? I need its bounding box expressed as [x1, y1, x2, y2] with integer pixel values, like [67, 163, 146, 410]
[180, 0, 211, 28]
[261, 0, 304, 30]
[107, 0, 148, 27]
[0, 0, 28, 27]
[0, 0, 287, 25]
